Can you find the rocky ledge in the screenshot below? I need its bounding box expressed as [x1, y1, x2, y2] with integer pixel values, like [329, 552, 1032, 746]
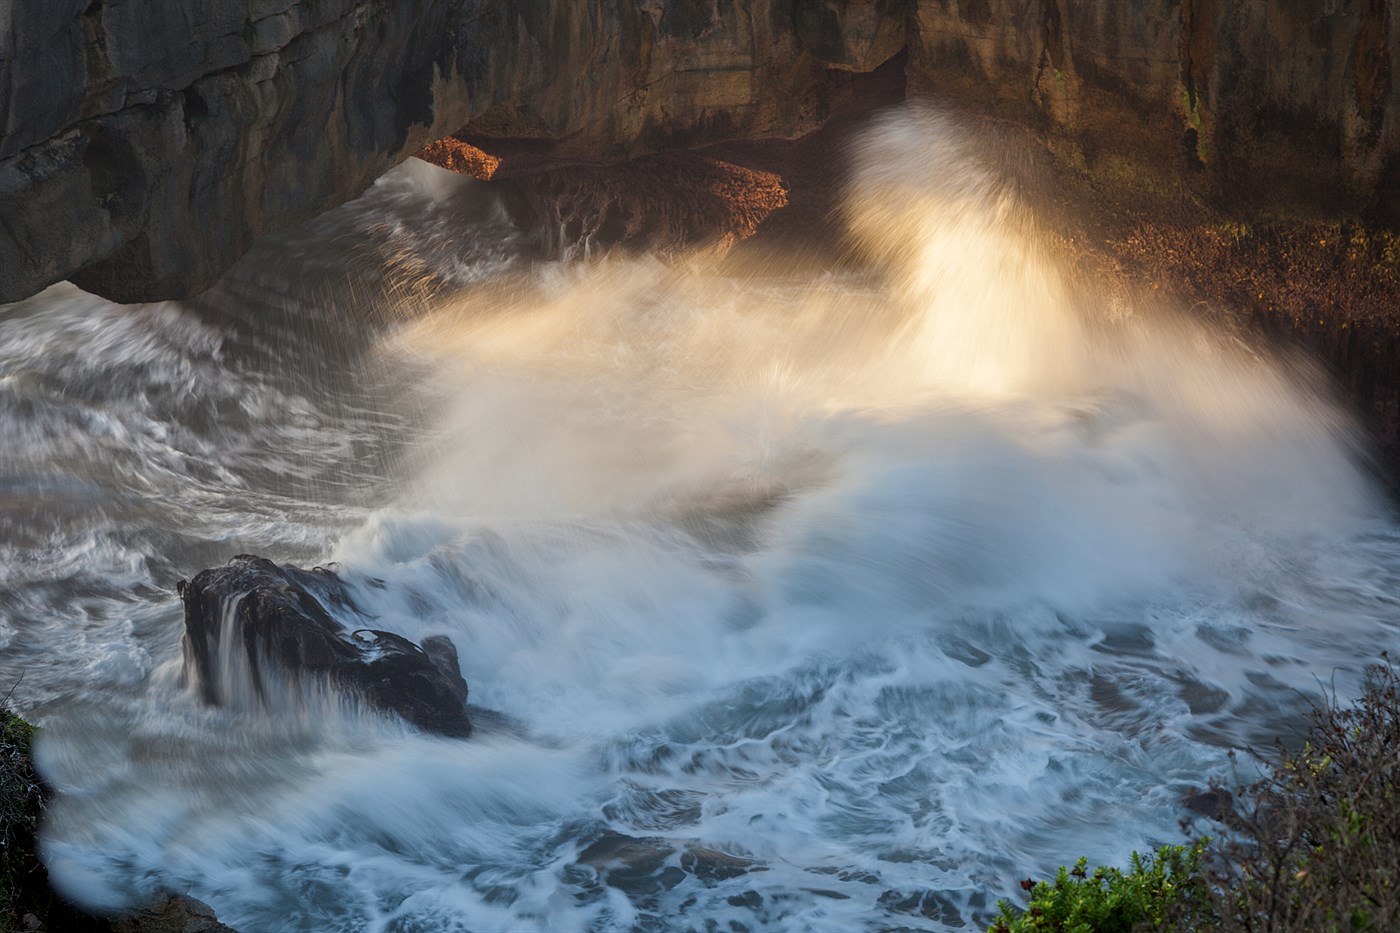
[0, 0, 830, 304]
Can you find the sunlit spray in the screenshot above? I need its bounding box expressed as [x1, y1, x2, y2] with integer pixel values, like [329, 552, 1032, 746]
[19, 107, 1397, 932]
[845, 107, 1087, 395]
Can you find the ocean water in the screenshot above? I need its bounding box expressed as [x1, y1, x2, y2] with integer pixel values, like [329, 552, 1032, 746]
[2, 109, 1397, 932]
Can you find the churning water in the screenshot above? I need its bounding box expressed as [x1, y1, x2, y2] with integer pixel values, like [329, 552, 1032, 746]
[2, 110, 1398, 931]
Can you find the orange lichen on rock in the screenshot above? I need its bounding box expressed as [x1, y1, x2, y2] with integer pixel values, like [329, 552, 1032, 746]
[692, 157, 789, 244]
[414, 137, 501, 180]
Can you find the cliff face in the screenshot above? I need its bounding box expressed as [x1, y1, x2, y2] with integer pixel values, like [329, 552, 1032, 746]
[0, 0, 830, 304]
[907, 0, 1400, 218]
[1, 0, 470, 303]
[2, 0, 1398, 304]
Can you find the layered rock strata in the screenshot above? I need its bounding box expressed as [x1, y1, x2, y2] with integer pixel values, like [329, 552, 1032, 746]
[906, 0, 1400, 221]
[0, 0, 830, 304]
[1, 1, 1398, 304]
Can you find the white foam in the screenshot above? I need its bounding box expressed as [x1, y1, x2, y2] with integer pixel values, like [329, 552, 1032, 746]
[21, 112, 1400, 931]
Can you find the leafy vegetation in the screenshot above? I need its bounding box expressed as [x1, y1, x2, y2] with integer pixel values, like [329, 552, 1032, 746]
[0, 703, 42, 932]
[989, 844, 1211, 933]
[992, 657, 1400, 933]
[1200, 658, 1400, 932]
[0, 702, 106, 932]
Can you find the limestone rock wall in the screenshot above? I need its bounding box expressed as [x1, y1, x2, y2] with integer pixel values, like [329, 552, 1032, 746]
[906, 1, 1400, 217]
[1, 0, 477, 303]
[0, 0, 828, 304]
[2, 0, 1399, 304]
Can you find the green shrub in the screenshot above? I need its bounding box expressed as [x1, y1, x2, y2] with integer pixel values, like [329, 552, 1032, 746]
[992, 656, 1400, 933]
[0, 704, 42, 932]
[989, 843, 1213, 933]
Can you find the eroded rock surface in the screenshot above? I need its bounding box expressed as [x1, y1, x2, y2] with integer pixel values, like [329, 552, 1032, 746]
[416, 141, 789, 260]
[0, 0, 830, 304]
[2, 1, 1399, 303]
[906, 1, 1400, 220]
[178, 555, 471, 737]
[111, 894, 237, 933]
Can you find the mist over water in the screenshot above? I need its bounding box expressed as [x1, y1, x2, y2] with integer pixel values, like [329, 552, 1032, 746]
[2, 109, 1398, 931]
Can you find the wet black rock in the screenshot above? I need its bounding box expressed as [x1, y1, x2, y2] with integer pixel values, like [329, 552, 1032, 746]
[1183, 787, 1237, 825]
[178, 555, 471, 737]
[111, 893, 237, 933]
[574, 832, 759, 896]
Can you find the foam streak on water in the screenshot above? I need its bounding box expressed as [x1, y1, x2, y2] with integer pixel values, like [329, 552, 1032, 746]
[2, 110, 1397, 931]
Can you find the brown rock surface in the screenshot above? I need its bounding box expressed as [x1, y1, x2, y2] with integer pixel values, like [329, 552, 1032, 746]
[514, 153, 789, 259]
[795, 0, 909, 72]
[414, 138, 500, 181]
[905, 0, 1400, 221]
[1107, 218, 1400, 460]
[420, 140, 789, 259]
[431, 50, 909, 262]
[110, 894, 237, 933]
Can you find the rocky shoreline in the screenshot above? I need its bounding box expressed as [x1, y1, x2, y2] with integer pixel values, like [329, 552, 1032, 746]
[5, 6, 1400, 927]
[2, 706, 237, 932]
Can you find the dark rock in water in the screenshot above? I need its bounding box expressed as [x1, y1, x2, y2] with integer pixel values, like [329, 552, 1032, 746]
[574, 832, 759, 896]
[111, 893, 237, 933]
[1183, 788, 1235, 823]
[178, 555, 471, 737]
